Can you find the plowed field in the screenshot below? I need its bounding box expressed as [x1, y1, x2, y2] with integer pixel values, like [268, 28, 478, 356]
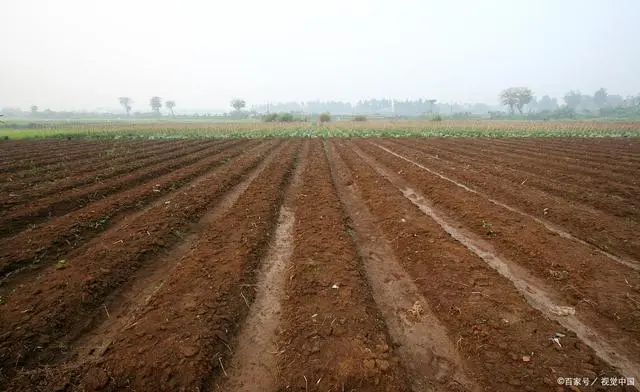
[0, 137, 638, 391]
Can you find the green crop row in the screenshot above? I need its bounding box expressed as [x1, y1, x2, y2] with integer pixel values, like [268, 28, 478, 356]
[1, 121, 639, 140]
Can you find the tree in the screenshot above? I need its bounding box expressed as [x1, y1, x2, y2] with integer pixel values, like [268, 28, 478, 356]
[593, 88, 608, 108]
[537, 95, 559, 111]
[231, 98, 246, 111]
[579, 94, 597, 112]
[564, 90, 582, 109]
[500, 87, 533, 114]
[30, 105, 38, 115]
[607, 94, 624, 107]
[426, 99, 437, 114]
[165, 100, 176, 116]
[118, 97, 133, 116]
[150, 96, 162, 114]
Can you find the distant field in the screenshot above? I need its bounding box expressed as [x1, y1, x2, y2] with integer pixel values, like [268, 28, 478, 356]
[1, 119, 640, 139]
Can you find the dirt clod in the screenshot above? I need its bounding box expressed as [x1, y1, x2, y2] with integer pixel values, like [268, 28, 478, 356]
[83, 367, 109, 390]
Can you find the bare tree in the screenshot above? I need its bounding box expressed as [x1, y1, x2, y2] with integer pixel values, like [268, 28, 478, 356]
[231, 98, 246, 112]
[118, 97, 133, 116]
[150, 96, 162, 114]
[500, 87, 533, 114]
[165, 100, 176, 116]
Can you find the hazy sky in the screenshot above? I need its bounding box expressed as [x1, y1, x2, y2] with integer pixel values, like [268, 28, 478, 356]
[1, 0, 639, 111]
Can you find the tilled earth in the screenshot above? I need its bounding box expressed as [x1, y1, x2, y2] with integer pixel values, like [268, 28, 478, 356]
[0, 137, 638, 391]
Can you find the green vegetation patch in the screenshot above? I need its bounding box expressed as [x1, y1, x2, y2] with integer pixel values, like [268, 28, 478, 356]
[1, 120, 639, 139]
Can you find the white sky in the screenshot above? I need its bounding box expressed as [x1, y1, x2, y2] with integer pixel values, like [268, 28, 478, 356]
[1, 0, 639, 111]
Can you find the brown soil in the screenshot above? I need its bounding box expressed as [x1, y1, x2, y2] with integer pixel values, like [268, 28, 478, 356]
[0, 139, 200, 207]
[335, 140, 636, 391]
[0, 140, 281, 377]
[403, 138, 637, 197]
[391, 138, 640, 214]
[0, 139, 257, 280]
[0, 137, 638, 392]
[0, 139, 229, 237]
[273, 140, 409, 391]
[355, 141, 640, 376]
[65, 140, 301, 391]
[218, 140, 310, 392]
[382, 138, 640, 260]
[0, 140, 129, 173]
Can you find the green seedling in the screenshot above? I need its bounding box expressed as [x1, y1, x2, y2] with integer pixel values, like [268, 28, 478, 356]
[93, 214, 110, 229]
[481, 220, 496, 236]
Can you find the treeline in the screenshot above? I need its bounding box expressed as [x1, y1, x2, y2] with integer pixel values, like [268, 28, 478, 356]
[521, 89, 640, 115]
[0, 108, 125, 119]
[3, 88, 640, 120]
[252, 89, 640, 119]
[0, 108, 184, 119]
[252, 99, 441, 116]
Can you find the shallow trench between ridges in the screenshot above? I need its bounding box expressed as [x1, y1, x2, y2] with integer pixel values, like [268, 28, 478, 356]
[436, 139, 640, 179]
[0, 139, 229, 201]
[217, 140, 309, 392]
[372, 142, 640, 273]
[0, 141, 128, 172]
[0, 140, 238, 243]
[66, 141, 291, 365]
[381, 138, 640, 231]
[388, 138, 640, 201]
[0, 138, 231, 222]
[353, 143, 640, 382]
[0, 139, 267, 289]
[325, 140, 481, 392]
[459, 139, 640, 172]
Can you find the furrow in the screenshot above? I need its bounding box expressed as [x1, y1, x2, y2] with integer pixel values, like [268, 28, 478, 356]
[0, 139, 229, 237]
[0, 139, 256, 283]
[274, 139, 409, 391]
[391, 138, 640, 210]
[43, 139, 300, 391]
[479, 138, 640, 168]
[0, 141, 130, 173]
[353, 143, 640, 382]
[0, 139, 105, 163]
[336, 140, 634, 391]
[218, 139, 309, 392]
[0, 139, 203, 202]
[374, 142, 640, 270]
[326, 140, 479, 392]
[0, 140, 281, 377]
